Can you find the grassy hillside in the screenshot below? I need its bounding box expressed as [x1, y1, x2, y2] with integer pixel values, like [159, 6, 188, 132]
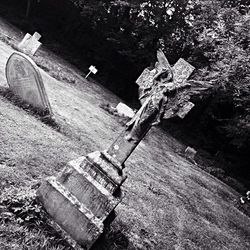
[0, 18, 250, 250]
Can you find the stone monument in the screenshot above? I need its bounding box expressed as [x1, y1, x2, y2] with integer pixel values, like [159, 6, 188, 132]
[17, 32, 42, 56]
[5, 52, 52, 115]
[37, 50, 205, 249]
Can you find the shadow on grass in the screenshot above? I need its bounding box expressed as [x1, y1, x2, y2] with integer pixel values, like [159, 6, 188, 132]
[0, 33, 17, 50]
[99, 102, 131, 127]
[92, 227, 130, 250]
[0, 86, 60, 131]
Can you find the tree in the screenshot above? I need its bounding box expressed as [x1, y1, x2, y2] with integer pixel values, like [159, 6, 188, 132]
[184, 0, 250, 174]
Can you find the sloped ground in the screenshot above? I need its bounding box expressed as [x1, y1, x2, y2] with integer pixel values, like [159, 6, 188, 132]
[0, 18, 250, 250]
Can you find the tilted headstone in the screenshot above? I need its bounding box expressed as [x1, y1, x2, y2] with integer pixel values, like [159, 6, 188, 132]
[17, 32, 42, 56]
[6, 52, 52, 115]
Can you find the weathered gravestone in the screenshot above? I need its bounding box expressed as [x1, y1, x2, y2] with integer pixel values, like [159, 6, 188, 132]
[6, 52, 52, 115]
[37, 50, 209, 249]
[17, 32, 42, 56]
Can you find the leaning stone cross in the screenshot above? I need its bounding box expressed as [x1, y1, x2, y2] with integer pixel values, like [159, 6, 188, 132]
[107, 50, 195, 165]
[37, 50, 195, 249]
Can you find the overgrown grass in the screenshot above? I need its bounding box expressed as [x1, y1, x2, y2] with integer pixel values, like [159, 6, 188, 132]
[99, 102, 130, 126]
[0, 87, 59, 129]
[0, 186, 134, 250]
[0, 87, 94, 146]
[0, 186, 73, 250]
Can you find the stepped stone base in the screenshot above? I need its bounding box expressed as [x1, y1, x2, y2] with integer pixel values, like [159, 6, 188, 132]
[37, 151, 126, 250]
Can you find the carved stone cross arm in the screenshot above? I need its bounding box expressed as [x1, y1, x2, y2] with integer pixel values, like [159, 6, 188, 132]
[136, 50, 196, 121]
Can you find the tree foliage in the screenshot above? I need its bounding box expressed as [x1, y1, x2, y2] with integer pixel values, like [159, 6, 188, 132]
[185, 1, 250, 159]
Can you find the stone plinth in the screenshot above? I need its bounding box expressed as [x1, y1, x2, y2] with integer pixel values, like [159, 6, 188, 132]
[37, 151, 126, 249]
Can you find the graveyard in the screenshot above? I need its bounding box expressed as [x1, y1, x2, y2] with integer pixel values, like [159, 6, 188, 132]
[0, 4, 250, 250]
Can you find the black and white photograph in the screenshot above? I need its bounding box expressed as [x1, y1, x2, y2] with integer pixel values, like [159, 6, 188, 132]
[0, 0, 249, 249]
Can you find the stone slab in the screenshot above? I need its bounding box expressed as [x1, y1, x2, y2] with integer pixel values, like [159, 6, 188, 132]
[17, 33, 32, 50]
[5, 52, 52, 115]
[57, 158, 121, 221]
[37, 152, 125, 249]
[37, 177, 103, 249]
[84, 151, 127, 193]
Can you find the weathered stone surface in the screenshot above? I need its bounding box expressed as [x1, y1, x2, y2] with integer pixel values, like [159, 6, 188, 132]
[37, 177, 103, 250]
[5, 52, 52, 114]
[172, 58, 195, 85]
[176, 101, 195, 119]
[32, 32, 41, 41]
[84, 151, 127, 193]
[107, 130, 142, 165]
[57, 157, 121, 221]
[17, 33, 31, 49]
[37, 152, 124, 249]
[136, 56, 195, 105]
[17, 32, 42, 56]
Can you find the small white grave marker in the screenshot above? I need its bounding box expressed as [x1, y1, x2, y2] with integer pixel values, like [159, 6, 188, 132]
[17, 32, 42, 56]
[116, 103, 135, 118]
[85, 65, 98, 79]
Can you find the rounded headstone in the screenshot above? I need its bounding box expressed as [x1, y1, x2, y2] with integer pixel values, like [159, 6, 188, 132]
[5, 52, 52, 115]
